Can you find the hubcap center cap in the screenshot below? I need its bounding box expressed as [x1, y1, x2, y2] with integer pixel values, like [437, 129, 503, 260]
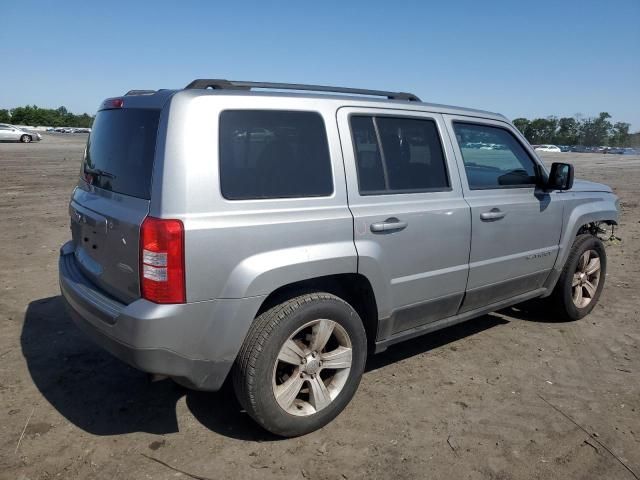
[304, 357, 321, 375]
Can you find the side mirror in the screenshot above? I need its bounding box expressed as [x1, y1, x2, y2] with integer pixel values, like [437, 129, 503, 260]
[547, 162, 574, 190]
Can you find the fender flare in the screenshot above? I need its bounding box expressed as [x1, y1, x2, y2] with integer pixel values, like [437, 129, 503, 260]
[543, 197, 618, 293]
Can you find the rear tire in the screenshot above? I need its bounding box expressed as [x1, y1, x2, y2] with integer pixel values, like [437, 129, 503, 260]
[20, 135, 31, 143]
[551, 234, 606, 320]
[233, 292, 367, 437]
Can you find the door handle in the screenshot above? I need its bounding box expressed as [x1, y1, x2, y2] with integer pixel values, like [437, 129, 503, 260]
[480, 209, 506, 221]
[370, 218, 408, 233]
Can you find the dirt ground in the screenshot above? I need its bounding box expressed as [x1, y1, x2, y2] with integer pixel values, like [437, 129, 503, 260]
[1, 134, 638, 480]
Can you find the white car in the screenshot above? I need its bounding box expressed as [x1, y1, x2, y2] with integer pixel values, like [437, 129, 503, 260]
[0, 124, 42, 143]
[535, 144, 561, 153]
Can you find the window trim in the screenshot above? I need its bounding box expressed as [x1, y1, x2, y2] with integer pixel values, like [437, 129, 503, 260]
[349, 113, 453, 196]
[217, 109, 335, 201]
[452, 120, 543, 191]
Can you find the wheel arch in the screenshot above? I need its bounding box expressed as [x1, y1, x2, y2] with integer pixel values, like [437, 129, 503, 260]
[542, 198, 618, 294]
[256, 273, 380, 348]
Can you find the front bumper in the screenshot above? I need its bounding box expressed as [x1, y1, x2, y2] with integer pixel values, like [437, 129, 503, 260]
[59, 241, 264, 391]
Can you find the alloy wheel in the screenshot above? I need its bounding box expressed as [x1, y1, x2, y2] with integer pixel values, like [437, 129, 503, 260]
[272, 319, 352, 416]
[572, 249, 601, 308]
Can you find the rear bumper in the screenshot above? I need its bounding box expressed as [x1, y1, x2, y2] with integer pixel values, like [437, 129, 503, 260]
[59, 241, 265, 391]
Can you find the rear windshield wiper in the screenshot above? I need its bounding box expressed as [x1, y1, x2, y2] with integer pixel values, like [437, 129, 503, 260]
[84, 166, 116, 179]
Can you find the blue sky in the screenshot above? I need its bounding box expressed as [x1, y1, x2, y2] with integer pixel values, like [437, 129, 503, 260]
[2, 0, 639, 129]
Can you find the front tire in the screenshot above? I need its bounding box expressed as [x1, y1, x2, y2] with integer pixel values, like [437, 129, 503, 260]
[20, 135, 31, 143]
[552, 234, 607, 320]
[233, 292, 367, 437]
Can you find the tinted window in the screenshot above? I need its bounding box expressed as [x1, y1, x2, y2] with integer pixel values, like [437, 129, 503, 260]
[453, 123, 538, 189]
[83, 108, 160, 199]
[219, 110, 333, 200]
[350, 115, 449, 194]
[350, 117, 385, 193]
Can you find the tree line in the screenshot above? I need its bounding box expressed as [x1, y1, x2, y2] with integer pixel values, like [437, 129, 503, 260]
[0, 105, 93, 128]
[0, 105, 638, 147]
[513, 112, 634, 147]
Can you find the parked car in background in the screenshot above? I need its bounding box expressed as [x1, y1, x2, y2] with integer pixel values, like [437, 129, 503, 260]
[0, 124, 42, 142]
[51, 127, 91, 133]
[534, 144, 561, 153]
[558, 145, 571, 152]
[604, 147, 625, 154]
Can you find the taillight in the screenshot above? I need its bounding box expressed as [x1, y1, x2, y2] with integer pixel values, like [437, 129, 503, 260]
[140, 216, 185, 304]
[101, 98, 124, 109]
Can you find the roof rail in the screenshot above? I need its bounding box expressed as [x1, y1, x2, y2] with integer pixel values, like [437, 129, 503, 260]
[184, 79, 421, 101]
[124, 89, 157, 96]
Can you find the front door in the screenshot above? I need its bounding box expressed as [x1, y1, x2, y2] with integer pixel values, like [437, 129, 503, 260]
[445, 116, 563, 312]
[337, 108, 471, 338]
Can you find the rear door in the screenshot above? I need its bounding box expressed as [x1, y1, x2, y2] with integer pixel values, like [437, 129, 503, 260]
[445, 116, 563, 312]
[69, 106, 161, 303]
[338, 108, 470, 339]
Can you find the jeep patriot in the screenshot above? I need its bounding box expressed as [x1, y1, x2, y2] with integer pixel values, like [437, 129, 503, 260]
[59, 79, 619, 436]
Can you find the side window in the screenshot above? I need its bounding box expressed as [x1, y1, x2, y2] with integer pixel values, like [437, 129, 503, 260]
[453, 122, 538, 189]
[219, 110, 333, 200]
[350, 117, 385, 193]
[350, 115, 450, 195]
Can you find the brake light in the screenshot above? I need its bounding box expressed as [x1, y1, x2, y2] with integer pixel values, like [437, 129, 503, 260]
[140, 217, 185, 304]
[101, 98, 124, 109]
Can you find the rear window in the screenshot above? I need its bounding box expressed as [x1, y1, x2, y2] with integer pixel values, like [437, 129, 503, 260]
[82, 108, 160, 199]
[219, 110, 333, 200]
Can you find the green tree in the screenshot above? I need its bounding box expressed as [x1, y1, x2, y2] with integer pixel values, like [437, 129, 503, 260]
[514, 113, 635, 147]
[581, 112, 612, 146]
[513, 118, 530, 136]
[0, 109, 10, 123]
[554, 117, 580, 145]
[526, 117, 558, 144]
[6, 105, 93, 127]
[628, 131, 640, 148]
[609, 122, 630, 147]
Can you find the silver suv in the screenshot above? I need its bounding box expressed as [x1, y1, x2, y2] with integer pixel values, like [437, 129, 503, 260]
[59, 79, 619, 436]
